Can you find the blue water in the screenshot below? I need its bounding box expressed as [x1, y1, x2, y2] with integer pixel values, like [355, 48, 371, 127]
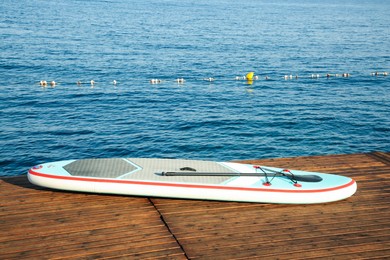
[1, 0, 389, 176]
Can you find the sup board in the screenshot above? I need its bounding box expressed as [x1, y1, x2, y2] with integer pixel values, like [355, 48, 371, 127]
[27, 158, 357, 204]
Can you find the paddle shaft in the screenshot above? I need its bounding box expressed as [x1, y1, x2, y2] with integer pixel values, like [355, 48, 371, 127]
[157, 171, 323, 182]
[162, 172, 274, 177]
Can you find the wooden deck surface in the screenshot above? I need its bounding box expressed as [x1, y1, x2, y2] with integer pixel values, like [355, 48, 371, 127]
[1, 152, 389, 259]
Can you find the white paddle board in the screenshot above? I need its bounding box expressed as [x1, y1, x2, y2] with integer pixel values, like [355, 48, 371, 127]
[28, 158, 357, 204]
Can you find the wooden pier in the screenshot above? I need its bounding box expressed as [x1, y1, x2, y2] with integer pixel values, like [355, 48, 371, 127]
[1, 152, 389, 259]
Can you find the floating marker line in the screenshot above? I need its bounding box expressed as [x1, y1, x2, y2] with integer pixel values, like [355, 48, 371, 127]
[36, 71, 388, 87]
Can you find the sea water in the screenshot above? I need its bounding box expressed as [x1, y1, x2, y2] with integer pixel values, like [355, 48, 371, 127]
[1, 0, 389, 176]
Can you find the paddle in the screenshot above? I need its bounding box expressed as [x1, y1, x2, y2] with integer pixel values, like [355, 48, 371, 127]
[156, 168, 323, 183]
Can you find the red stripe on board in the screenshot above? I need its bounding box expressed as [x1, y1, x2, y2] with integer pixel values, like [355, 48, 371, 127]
[28, 169, 356, 194]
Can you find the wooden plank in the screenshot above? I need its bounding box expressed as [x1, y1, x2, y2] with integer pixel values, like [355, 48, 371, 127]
[0, 176, 185, 259]
[153, 152, 390, 259]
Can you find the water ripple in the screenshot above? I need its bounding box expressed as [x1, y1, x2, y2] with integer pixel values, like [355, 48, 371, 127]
[1, 0, 389, 176]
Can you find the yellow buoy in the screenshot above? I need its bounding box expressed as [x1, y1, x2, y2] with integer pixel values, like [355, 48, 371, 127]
[245, 72, 254, 81]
